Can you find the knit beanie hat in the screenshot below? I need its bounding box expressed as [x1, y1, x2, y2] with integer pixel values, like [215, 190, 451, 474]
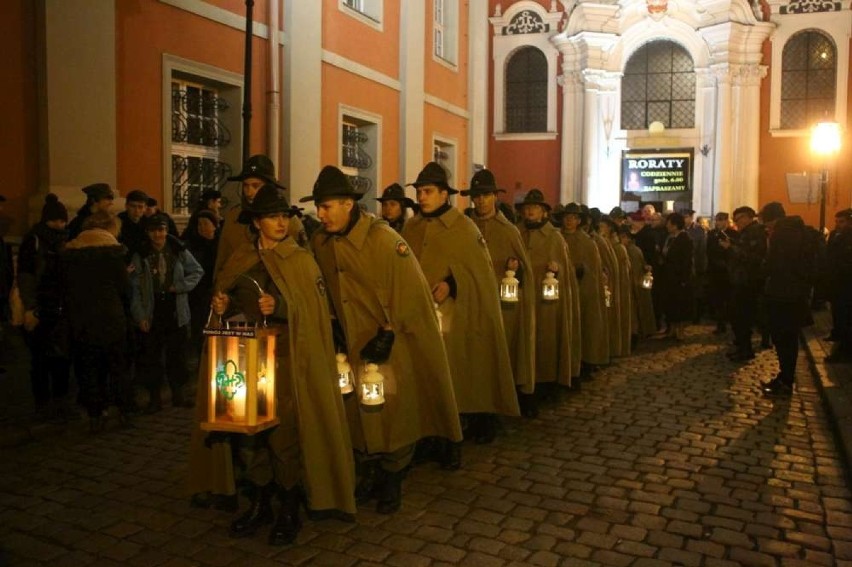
[41, 193, 68, 222]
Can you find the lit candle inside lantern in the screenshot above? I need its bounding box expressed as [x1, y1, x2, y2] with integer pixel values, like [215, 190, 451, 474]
[257, 369, 268, 417]
[642, 269, 654, 290]
[360, 363, 385, 408]
[500, 270, 520, 303]
[542, 271, 559, 301]
[233, 383, 246, 421]
[336, 353, 355, 395]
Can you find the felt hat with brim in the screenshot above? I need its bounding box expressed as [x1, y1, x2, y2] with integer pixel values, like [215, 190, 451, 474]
[375, 183, 415, 208]
[516, 189, 551, 211]
[461, 169, 505, 197]
[228, 154, 286, 189]
[562, 202, 586, 218]
[406, 162, 458, 195]
[299, 165, 365, 203]
[82, 183, 114, 201]
[200, 189, 222, 202]
[238, 184, 294, 223]
[126, 189, 148, 203]
[609, 206, 626, 219]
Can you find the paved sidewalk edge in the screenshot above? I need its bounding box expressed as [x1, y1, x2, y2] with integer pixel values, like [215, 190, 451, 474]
[801, 325, 852, 487]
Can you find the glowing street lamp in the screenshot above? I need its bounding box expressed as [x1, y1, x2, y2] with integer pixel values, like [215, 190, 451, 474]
[810, 121, 841, 233]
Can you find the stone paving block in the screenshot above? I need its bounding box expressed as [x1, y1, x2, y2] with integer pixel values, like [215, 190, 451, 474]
[420, 542, 466, 563]
[728, 547, 777, 567]
[385, 551, 431, 567]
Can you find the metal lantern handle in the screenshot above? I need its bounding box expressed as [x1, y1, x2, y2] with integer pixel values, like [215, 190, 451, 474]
[239, 273, 268, 328]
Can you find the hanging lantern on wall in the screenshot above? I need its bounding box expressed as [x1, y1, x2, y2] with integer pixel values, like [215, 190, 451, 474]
[500, 270, 520, 303]
[360, 363, 385, 409]
[542, 271, 559, 301]
[202, 324, 280, 434]
[336, 353, 354, 395]
[642, 268, 654, 290]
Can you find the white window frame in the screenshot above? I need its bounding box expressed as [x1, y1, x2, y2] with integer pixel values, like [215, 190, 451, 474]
[490, 1, 562, 140]
[162, 54, 243, 221]
[339, 0, 384, 32]
[433, 0, 458, 69]
[768, 11, 851, 137]
[338, 105, 382, 206]
[432, 134, 458, 192]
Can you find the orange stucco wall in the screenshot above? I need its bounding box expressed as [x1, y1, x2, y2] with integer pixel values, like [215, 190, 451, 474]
[486, 0, 563, 207]
[1, 0, 38, 237]
[116, 0, 272, 203]
[424, 0, 469, 110]
[321, 64, 401, 206]
[204, 0, 270, 26]
[323, 0, 400, 80]
[424, 104, 469, 210]
[758, 38, 852, 228]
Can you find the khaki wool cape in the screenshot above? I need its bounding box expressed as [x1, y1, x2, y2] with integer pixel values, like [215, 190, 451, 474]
[562, 229, 609, 365]
[402, 207, 520, 416]
[311, 215, 462, 454]
[518, 221, 576, 387]
[611, 238, 634, 356]
[564, 244, 582, 379]
[591, 231, 623, 356]
[625, 240, 657, 337]
[471, 211, 536, 395]
[187, 237, 356, 515]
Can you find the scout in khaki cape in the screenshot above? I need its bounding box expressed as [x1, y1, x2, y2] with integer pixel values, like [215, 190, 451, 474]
[375, 183, 416, 233]
[600, 215, 633, 356]
[189, 154, 308, 513]
[560, 203, 609, 374]
[587, 208, 624, 357]
[517, 190, 579, 397]
[463, 169, 537, 419]
[191, 184, 356, 546]
[306, 166, 461, 514]
[402, 162, 520, 467]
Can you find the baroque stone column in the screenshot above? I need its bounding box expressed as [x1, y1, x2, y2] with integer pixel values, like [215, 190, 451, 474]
[581, 70, 621, 210]
[730, 63, 767, 210]
[559, 70, 585, 204]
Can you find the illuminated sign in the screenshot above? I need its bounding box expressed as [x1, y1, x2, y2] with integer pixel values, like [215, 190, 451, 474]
[621, 148, 693, 198]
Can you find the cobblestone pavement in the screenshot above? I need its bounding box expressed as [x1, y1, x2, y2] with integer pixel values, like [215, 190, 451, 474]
[2, 324, 852, 567]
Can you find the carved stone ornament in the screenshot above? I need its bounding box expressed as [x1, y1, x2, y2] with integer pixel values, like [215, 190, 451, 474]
[646, 0, 669, 15]
[505, 10, 547, 34]
[780, 0, 841, 14]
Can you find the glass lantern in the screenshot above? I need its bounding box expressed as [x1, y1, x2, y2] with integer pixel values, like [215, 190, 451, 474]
[336, 353, 354, 395]
[542, 271, 559, 301]
[202, 324, 280, 434]
[500, 270, 520, 303]
[360, 363, 385, 409]
[642, 269, 654, 290]
[604, 284, 612, 308]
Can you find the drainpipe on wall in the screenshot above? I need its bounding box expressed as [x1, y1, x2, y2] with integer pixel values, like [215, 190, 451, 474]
[268, 0, 280, 176]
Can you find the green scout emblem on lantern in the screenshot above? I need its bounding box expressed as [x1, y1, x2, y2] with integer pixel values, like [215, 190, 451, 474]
[216, 359, 245, 400]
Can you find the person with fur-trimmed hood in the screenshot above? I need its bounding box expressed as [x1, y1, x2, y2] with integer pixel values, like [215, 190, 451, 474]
[63, 211, 131, 431]
[129, 213, 203, 413]
[464, 169, 537, 417]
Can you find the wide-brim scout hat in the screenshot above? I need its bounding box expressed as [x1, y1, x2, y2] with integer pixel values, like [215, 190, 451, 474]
[461, 169, 505, 197]
[299, 165, 365, 203]
[228, 154, 286, 189]
[82, 183, 114, 202]
[406, 162, 458, 195]
[515, 189, 551, 212]
[200, 189, 222, 202]
[375, 183, 415, 208]
[609, 206, 626, 220]
[238, 184, 294, 223]
[562, 202, 586, 218]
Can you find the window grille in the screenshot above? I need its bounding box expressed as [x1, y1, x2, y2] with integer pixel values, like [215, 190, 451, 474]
[506, 47, 548, 133]
[621, 41, 695, 130]
[781, 30, 836, 129]
[342, 123, 373, 170]
[171, 79, 231, 214]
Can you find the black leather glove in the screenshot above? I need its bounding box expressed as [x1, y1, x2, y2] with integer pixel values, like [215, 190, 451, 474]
[331, 318, 347, 353]
[575, 265, 585, 281]
[360, 327, 395, 364]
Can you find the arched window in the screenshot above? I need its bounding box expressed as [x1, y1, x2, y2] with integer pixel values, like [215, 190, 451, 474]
[505, 47, 547, 133]
[621, 40, 695, 130]
[781, 30, 836, 129]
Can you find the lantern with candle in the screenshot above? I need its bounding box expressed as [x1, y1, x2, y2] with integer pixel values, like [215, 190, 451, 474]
[201, 324, 281, 434]
[642, 268, 654, 290]
[336, 353, 355, 395]
[542, 271, 559, 301]
[500, 270, 520, 303]
[360, 363, 386, 409]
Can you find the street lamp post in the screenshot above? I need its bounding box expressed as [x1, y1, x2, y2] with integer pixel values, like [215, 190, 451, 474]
[810, 121, 841, 233]
[242, 0, 255, 164]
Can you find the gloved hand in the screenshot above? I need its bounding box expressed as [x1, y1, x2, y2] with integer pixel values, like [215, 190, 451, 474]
[575, 265, 585, 281]
[360, 327, 395, 364]
[331, 318, 348, 353]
